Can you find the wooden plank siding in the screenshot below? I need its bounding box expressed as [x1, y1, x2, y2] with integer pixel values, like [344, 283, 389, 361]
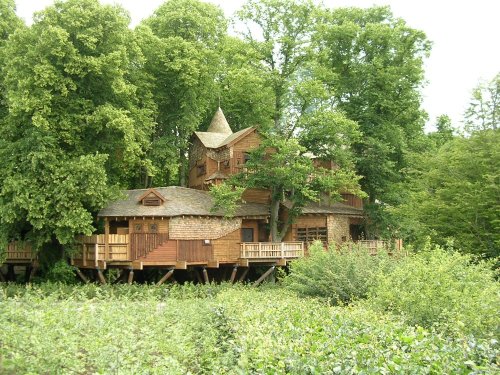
[178, 241, 212, 262]
[212, 229, 240, 263]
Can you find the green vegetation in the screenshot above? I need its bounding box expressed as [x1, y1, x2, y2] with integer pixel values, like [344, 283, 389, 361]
[1, 282, 498, 374]
[282, 241, 396, 304]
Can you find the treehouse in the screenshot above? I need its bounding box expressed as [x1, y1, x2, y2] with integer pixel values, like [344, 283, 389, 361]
[3, 108, 391, 284]
[67, 108, 373, 283]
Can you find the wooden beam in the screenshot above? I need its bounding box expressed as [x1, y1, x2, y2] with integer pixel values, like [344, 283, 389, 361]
[156, 269, 174, 286]
[75, 268, 89, 283]
[175, 261, 187, 270]
[96, 269, 107, 285]
[104, 217, 110, 261]
[238, 267, 249, 282]
[229, 266, 238, 283]
[207, 260, 219, 268]
[127, 269, 134, 284]
[276, 258, 287, 267]
[254, 266, 275, 287]
[202, 267, 209, 284]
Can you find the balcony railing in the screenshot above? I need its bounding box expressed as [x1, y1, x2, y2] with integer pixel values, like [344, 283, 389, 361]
[240, 242, 304, 259]
[3, 242, 35, 262]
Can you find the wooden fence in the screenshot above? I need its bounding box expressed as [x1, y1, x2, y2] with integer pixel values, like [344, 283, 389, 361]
[240, 242, 304, 259]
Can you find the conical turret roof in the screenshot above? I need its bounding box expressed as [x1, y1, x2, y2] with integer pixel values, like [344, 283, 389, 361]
[207, 107, 232, 134]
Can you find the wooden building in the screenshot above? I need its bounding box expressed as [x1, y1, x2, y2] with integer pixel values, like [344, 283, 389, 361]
[3, 108, 394, 284]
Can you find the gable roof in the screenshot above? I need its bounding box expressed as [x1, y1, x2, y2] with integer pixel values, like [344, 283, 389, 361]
[136, 188, 166, 202]
[218, 127, 255, 147]
[194, 126, 255, 150]
[207, 107, 232, 134]
[98, 186, 269, 218]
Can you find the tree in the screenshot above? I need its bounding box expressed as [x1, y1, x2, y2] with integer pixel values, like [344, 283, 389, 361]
[389, 130, 500, 257]
[464, 72, 499, 133]
[314, 6, 431, 236]
[0, 0, 155, 249]
[428, 114, 455, 147]
[212, 137, 364, 242]
[138, 0, 227, 186]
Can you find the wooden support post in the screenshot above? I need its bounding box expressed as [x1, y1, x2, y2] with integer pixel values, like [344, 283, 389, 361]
[111, 270, 126, 284]
[202, 267, 209, 284]
[104, 217, 110, 261]
[75, 268, 89, 283]
[229, 266, 238, 283]
[97, 269, 107, 285]
[127, 269, 134, 285]
[194, 268, 203, 284]
[7, 265, 15, 282]
[156, 269, 174, 286]
[82, 243, 87, 267]
[27, 264, 38, 283]
[238, 267, 249, 282]
[0, 270, 5, 282]
[94, 243, 99, 268]
[254, 266, 275, 287]
[281, 242, 285, 258]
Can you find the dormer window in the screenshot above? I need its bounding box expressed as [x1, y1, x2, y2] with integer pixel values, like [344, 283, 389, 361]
[137, 188, 166, 207]
[143, 197, 161, 206]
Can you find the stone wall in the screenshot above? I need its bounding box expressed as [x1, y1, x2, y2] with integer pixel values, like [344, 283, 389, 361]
[169, 217, 242, 240]
[327, 215, 350, 244]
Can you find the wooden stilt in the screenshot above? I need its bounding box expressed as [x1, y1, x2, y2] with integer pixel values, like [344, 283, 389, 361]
[75, 268, 89, 283]
[221, 267, 229, 282]
[254, 266, 275, 287]
[97, 269, 107, 285]
[202, 267, 209, 284]
[238, 267, 249, 282]
[156, 269, 174, 286]
[24, 266, 31, 283]
[194, 269, 203, 284]
[27, 265, 38, 283]
[0, 270, 5, 282]
[230, 266, 238, 283]
[127, 270, 134, 284]
[7, 265, 15, 282]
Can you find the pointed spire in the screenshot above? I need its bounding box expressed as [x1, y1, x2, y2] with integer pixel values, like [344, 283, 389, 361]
[207, 107, 232, 134]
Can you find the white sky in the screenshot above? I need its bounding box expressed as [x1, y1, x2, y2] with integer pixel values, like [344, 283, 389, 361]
[14, 0, 500, 131]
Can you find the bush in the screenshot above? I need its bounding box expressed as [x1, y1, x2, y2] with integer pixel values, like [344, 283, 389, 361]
[283, 241, 397, 304]
[368, 245, 500, 338]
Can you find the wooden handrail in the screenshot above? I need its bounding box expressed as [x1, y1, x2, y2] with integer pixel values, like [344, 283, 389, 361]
[240, 242, 304, 259]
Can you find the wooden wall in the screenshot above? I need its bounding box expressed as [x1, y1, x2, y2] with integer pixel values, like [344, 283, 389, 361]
[341, 193, 364, 209]
[128, 218, 169, 235]
[241, 219, 259, 242]
[212, 229, 241, 263]
[242, 188, 270, 204]
[284, 215, 328, 241]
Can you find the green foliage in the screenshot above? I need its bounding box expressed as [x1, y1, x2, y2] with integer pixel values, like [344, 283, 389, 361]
[368, 245, 500, 338]
[315, 6, 430, 235]
[464, 72, 499, 132]
[283, 241, 396, 304]
[390, 130, 500, 256]
[0, 284, 497, 373]
[0, 0, 154, 249]
[44, 260, 76, 284]
[139, 0, 227, 186]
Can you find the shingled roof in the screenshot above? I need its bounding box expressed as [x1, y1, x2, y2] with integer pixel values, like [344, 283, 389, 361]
[282, 200, 364, 217]
[98, 187, 269, 218]
[207, 107, 232, 134]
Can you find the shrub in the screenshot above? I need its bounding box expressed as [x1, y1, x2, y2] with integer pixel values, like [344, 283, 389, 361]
[283, 241, 397, 304]
[368, 245, 500, 338]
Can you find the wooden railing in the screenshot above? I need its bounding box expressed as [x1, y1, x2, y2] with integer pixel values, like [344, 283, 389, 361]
[75, 234, 130, 265]
[4, 242, 35, 262]
[240, 242, 304, 259]
[130, 233, 169, 260]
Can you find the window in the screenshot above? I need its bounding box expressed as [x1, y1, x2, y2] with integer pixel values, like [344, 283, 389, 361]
[197, 163, 206, 176]
[296, 227, 327, 243]
[149, 223, 158, 233]
[143, 197, 161, 206]
[244, 153, 251, 163]
[202, 239, 211, 246]
[241, 228, 254, 242]
[134, 224, 143, 232]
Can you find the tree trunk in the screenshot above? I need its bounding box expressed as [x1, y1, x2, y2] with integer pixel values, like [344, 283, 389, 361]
[269, 194, 280, 242]
[179, 149, 187, 187]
